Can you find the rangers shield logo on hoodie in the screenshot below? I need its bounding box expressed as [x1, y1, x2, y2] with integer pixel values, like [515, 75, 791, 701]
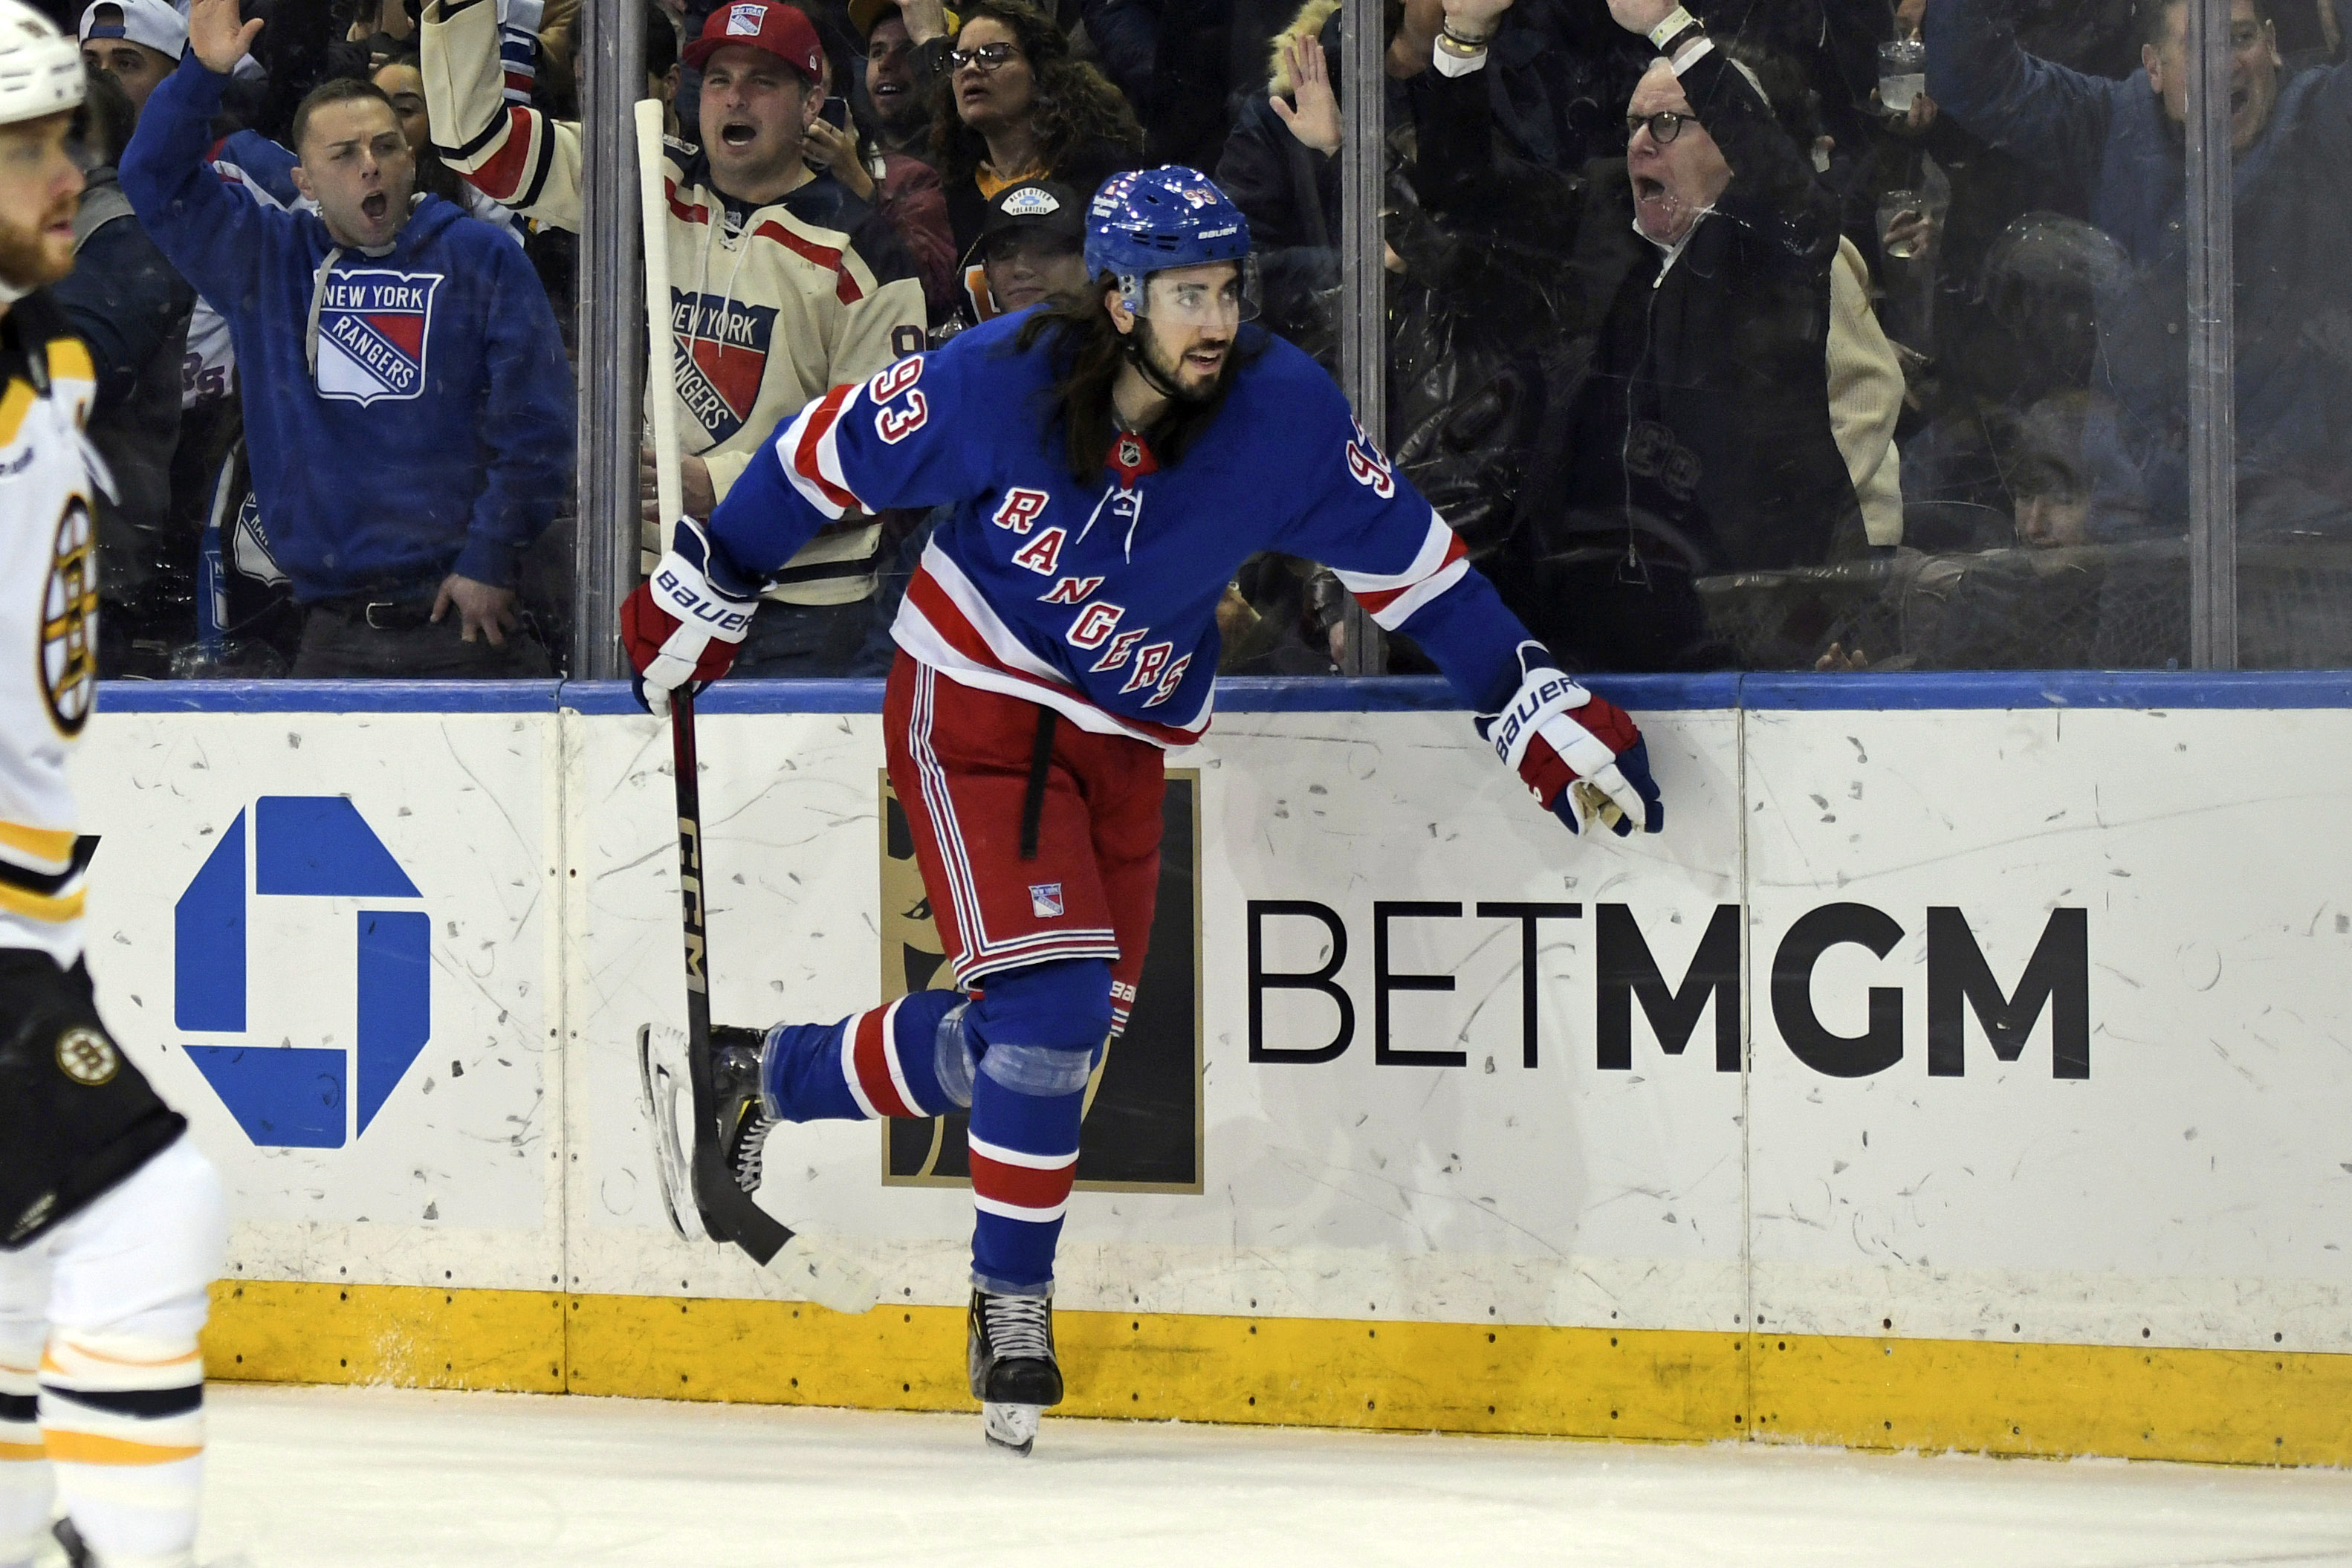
[313, 270, 444, 406]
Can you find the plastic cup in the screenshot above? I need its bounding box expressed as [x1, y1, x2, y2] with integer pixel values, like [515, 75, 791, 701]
[1879, 189, 1925, 260]
[1879, 38, 1927, 114]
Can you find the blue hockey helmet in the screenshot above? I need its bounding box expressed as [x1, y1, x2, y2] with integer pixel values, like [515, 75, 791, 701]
[1085, 166, 1259, 320]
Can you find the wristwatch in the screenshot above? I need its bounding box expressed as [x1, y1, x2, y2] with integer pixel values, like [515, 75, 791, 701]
[1645, 5, 1697, 48]
[1647, 4, 1706, 59]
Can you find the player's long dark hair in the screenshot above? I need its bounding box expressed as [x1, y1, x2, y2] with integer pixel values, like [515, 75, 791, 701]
[1014, 283, 1263, 482]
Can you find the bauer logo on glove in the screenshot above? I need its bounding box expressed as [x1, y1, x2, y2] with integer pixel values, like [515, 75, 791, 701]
[1474, 643, 1665, 838]
[650, 565, 757, 637]
[1483, 670, 1587, 770]
[621, 518, 762, 717]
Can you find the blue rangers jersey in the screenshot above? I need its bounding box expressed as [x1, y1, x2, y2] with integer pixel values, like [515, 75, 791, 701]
[707, 311, 1538, 745]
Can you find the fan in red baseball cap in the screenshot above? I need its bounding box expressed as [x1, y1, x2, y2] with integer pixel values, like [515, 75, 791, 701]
[683, 2, 829, 205]
[683, 1, 825, 77]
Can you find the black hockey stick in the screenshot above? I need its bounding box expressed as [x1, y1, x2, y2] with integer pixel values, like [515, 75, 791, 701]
[661, 693, 880, 1313]
[668, 689, 794, 1267]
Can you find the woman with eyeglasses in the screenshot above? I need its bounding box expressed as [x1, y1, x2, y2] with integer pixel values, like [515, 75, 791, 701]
[921, 0, 1143, 256]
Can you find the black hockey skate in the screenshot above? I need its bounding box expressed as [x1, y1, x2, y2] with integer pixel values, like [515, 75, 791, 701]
[968, 1289, 1063, 1457]
[636, 1023, 771, 1243]
[636, 1022, 881, 1315]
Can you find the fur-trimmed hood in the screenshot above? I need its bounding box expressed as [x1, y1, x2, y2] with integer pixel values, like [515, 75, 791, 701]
[1266, 0, 1339, 94]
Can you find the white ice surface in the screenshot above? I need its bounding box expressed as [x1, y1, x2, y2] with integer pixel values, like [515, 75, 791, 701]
[193, 1385, 2352, 1567]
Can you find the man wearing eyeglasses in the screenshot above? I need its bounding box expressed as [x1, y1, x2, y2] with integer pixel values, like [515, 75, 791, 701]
[1928, 0, 2352, 543]
[1417, 0, 1863, 673]
[422, 0, 930, 674]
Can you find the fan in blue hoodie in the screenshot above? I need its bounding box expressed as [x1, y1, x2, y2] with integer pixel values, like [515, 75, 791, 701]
[120, 0, 572, 676]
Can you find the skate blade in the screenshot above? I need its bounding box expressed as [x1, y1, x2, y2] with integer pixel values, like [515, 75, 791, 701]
[45, 1522, 250, 1568]
[636, 1024, 707, 1243]
[982, 1402, 1040, 1457]
[765, 1225, 881, 1316]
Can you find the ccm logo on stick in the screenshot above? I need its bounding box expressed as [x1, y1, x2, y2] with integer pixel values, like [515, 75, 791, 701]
[1245, 901, 2089, 1080]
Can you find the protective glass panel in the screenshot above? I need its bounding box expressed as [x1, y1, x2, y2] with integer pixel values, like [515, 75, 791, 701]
[1374, 0, 2209, 673]
[2224, 1, 2352, 667]
[830, 0, 1352, 678]
[80, 1, 580, 680]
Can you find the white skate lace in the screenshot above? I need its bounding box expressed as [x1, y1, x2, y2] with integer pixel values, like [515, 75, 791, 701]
[733, 1113, 774, 1193]
[985, 1295, 1054, 1361]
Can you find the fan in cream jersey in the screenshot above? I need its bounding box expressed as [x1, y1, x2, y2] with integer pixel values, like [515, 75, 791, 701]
[0, 6, 227, 1567]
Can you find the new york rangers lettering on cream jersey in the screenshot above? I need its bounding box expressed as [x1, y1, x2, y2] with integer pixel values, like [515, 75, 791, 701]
[709, 313, 1536, 745]
[0, 306, 101, 966]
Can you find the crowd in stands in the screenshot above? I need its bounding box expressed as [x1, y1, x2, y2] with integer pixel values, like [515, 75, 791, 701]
[54, 0, 2352, 679]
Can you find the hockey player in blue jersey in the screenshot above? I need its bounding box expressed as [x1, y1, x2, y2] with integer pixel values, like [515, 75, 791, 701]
[623, 166, 1666, 1455]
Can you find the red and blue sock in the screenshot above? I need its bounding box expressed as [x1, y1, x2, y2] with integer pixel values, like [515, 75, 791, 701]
[760, 989, 972, 1123]
[754, 960, 1112, 1296]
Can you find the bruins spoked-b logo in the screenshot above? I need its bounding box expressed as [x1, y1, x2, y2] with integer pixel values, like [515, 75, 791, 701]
[42, 499, 95, 734]
[54, 1025, 117, 1086]
[878, 772, 1204, 1193]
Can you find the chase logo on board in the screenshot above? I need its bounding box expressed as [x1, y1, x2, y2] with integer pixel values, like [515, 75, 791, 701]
[312, 270, 442, 406]
[174, 797, 431, 1148]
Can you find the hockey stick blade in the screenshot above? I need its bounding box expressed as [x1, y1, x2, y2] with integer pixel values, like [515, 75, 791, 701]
[638, 1028, 879, 1312]
[764, 1225, 883, 1316]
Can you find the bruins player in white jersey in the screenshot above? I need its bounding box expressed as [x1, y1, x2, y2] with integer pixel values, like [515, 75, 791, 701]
[0, 6, 227, 1567]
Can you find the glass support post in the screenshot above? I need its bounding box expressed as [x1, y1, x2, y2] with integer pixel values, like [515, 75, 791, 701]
[574, 0, 648, 680]
[1336, 0, 1387, 676]
[2186, 0, 2238, 668]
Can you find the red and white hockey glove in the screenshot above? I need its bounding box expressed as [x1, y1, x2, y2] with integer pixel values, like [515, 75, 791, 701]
[1474, 644, 1664, 838]
[621, 519, 759, 718]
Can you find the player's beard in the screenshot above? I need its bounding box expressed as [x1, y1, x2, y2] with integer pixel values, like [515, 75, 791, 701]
[1134, 317, 1234, 405]
[0, 191, 77, 293]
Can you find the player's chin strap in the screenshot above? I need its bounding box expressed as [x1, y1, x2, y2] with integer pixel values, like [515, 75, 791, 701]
[1118, 317, 1188, 404]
